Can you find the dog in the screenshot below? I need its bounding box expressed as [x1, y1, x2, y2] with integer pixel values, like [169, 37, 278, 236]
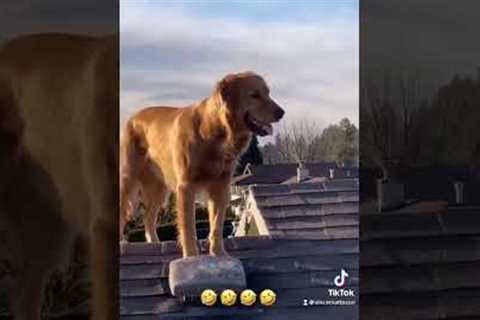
[119, 72, 284, 256]
[0, 33, 118, 320]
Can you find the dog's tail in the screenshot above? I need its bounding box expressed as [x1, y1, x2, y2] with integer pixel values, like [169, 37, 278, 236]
[119, 119, 146, 239]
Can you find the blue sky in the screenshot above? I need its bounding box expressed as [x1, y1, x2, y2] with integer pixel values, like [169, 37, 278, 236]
[123, 1, 357, 23]
[120, 0, 359, 137]
[164, 1, 356, 23]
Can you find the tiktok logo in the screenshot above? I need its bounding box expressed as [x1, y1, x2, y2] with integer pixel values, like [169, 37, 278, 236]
[334, 269, 349, 287]
[327, 269, 355, 299]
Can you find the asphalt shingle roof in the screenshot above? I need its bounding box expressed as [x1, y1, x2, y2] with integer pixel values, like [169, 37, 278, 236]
[361, 205, 480, 319]
[120, 178, 360, 319]
[120, 236, 359, 320]
[236, 163, 357, 186]
[246, 179, 359, 239]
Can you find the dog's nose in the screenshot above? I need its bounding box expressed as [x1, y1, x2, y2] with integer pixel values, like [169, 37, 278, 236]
[274, 106, 285, 120]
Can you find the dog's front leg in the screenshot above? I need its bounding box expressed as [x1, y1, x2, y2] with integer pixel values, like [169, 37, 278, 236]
[176, 183, 199, 257]
[207, 180, 229, 256]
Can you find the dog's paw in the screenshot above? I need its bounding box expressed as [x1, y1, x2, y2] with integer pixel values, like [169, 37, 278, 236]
[209, 247, 230, 257]
[119, 239, 129, 255]
[182, 246, 200, 257]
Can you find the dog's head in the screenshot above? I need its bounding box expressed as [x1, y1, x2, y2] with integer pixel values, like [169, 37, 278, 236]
[216, 72, 284, 136]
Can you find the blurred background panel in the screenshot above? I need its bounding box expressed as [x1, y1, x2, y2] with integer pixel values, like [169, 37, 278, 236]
[0, 1, 118, 319]
[360, 1, 480, 319]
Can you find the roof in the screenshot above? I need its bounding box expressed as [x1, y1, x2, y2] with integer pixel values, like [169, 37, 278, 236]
[235, 163, 357, 186]
[402, 168, 480, 205]
[243, 179, 359, 239]
[119, 169, 360, 319]
[361, 205, 480, 319]
[120, 236, 358, 320]
[360, 166, 480, 204]
[280, 175, 328, 185]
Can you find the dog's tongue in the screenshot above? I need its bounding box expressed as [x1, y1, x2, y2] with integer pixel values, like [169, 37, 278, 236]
[262, 123, 273, 135]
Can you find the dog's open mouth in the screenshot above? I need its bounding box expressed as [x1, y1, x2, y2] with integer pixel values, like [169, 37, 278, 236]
[244, 113, 273, 136]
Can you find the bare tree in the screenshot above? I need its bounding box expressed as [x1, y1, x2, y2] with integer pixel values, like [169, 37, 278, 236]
[361, 70, 426, 176]
[262, 118, 358, 165]
[360, 73, 399, 178]
[275, 119, 322, 163]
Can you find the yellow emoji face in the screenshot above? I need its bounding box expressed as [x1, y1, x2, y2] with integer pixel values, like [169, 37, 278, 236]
[259, 289, 276, 306]
[200, 289, 217, 306]
[220, 289, 237, 306]
[240, 289, 257, 306]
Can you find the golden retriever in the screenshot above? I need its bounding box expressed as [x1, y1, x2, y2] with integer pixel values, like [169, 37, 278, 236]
[119, 72, 284, 256]
[0, 33, 118, 320]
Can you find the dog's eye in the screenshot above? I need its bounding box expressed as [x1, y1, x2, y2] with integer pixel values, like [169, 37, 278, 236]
[250, 92, 261, 99]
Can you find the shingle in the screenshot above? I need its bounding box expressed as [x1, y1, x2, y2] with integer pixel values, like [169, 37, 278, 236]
[361, 288, 480, 320]
[269, 227, 358, 240]
[246, 270, 359, 290]
[360, 235, 480, 267]
[260, 202, 358, 219]
[246, 178, 359, 240]
[120, 306, 358, 320]
[121, 278, 170, 297]
[120, 238, 359, 261]
[266, 214, 358, 231]
[361, 206, 480, 320]
[120, 237, 359, 319]
[361, 261, 480, 294]
[254, 191, 358, 208]
[251, 181, 358, 196]
[120, 296, 182, 315]
[121, 263, 169, 280]
[361, 209, 480, 240]
[242, 253, 358, 273]
[120, 171, 361, 319]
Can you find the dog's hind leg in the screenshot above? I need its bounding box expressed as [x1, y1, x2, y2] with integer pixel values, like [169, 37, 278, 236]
[142, 175, 170, 243]
[143, 201, 161, 243]
[120, 173, 140, 243]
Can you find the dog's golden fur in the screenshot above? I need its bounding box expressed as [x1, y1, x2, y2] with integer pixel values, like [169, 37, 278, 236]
[120, 72, 284, 256]
[0, 34, 118, 320]
[125, 159, 167, 243]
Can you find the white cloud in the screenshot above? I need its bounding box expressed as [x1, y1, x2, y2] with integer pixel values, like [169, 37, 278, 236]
[120, 3, 358, 136]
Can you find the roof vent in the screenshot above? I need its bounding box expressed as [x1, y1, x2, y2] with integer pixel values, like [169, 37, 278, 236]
[454, 181, 464, 205]
[329, 168, 335, 179]
[296, 161, 309, 183]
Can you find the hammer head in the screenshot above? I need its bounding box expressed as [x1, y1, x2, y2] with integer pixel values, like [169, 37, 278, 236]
[169, 255, 246, 297]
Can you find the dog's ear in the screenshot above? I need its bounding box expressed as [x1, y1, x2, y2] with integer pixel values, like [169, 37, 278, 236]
[216, 73, 239, 107]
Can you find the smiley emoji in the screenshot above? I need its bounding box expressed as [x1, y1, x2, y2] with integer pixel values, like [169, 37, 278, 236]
[240, 289, 257, 306]
[200, 289, 217, 306]
[259, 289, 276, 306]
[220, 289, 237, 306]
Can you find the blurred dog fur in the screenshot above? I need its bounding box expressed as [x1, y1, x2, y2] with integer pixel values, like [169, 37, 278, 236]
[119, 72, 284, 257]
[0, 33, 118, 320]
